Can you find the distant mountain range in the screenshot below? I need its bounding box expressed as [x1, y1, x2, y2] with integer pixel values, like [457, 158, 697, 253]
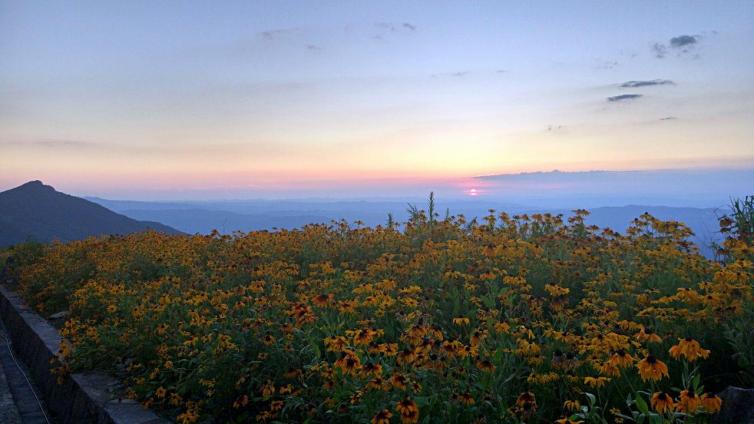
[0, 181, 181, 247]
[0, 180, 728, 257]
[89, 196, 725, 257]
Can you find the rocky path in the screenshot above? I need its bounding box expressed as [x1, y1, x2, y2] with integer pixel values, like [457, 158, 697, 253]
[0, 323, 50, 424]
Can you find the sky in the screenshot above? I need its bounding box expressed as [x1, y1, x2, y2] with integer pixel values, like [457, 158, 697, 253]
[1, 1, 753, 199]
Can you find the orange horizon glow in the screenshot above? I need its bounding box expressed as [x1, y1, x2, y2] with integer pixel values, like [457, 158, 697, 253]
[2, 154, 753, 200]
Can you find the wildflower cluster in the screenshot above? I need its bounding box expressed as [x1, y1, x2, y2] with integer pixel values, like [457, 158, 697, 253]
[5, 208, 753, 423]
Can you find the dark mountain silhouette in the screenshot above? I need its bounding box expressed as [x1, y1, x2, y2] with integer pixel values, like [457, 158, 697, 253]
[0, 180, 181, 247]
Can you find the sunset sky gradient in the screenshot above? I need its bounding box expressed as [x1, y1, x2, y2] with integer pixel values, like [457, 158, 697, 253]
[1, 1, 753, 198]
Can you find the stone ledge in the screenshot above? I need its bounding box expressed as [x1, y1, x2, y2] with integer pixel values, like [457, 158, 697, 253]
[0, 285, 169, 424]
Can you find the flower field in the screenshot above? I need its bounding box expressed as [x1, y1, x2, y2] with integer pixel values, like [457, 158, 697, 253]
[3, 207, 754, 423]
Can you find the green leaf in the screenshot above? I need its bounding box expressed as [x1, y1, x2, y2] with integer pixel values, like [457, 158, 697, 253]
[635, 394, 649, 414]
[692, 373, 701, 389]
[585, 392, 597, 406]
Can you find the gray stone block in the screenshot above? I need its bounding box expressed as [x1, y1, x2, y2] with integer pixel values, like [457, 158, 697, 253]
[713, 386, 754, 424]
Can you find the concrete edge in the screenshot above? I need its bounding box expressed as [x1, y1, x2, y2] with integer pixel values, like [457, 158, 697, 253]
[0, 284, 169, 424]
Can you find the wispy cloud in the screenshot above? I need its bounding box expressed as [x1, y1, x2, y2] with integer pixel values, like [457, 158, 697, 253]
[375, 22, 417, 32]
[620, 79, 674, 88]
[546, 124, 567, 134]
[402, 23, 416, 31]
[607, 94, 642, 102]
[652, 43, 668, 59]
[0, 139, 96, 148]
[255, 28, 324, 52]
[652, 34, 701, 59]
[670, 35, 698, 48]
[371, 21, 417, 41]
[258, 28, 300, 41]
[431, 71, 469, 78]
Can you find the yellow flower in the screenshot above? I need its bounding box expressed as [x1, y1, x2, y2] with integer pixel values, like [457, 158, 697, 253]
[270, 400, 284, 411]
[599, 362, 620, 377]
[636, 355, 669, 381]
[169, 393, 182, 406]
[390, 373, 408, 390]
[514, 392, 537, 418]
[176, 407, 200, 424]
[669, 338, 710, 362]
[608, 349, 633, 368]
[361, 361, 383, 377]
[155, 386, 167, 399]
[372, 409, 392, 424]
[455, 392, 475, 405]
[334, 351, 362, 375]
[396, 348, 417, 366]
[263, 333, 275, 345]
[495, 322, 511, 333]
[453, 317, 470, 326]
[324, 336, 349, 352]
[650, 392, 674, 414]
[584, 376, 610, 388]
[545, 284, 570, 297]
[636, 327, 662, 343]
[555, 418, 584, 424]
[677, 389, 701, 413]
[476, 358, 496, 372]
[261, 381, 275, 398]
[395, 399, 419, 424]
[701, 393, 722, 413]
[233, 394, 249, 409]
[563, 399, 581, 412]
[312, 293, 332, 307]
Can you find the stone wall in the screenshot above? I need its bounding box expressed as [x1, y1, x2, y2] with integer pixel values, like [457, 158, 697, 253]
[0, 285, 167, 424]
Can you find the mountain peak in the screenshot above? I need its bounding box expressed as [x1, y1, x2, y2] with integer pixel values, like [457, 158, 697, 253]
[0, 181, 181, 247]
[16, 180, 55, 192]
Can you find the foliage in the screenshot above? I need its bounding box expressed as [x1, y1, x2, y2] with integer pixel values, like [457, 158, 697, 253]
[718, 195, 754, 260]
[5, 199, 753, 423]
[0, 240, 44, 284]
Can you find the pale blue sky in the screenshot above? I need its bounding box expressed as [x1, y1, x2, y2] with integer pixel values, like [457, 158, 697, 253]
[1, 1, 753, 198]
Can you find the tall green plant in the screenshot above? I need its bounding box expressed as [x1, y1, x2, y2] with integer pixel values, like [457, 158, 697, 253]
[727, 195, 754, 244]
